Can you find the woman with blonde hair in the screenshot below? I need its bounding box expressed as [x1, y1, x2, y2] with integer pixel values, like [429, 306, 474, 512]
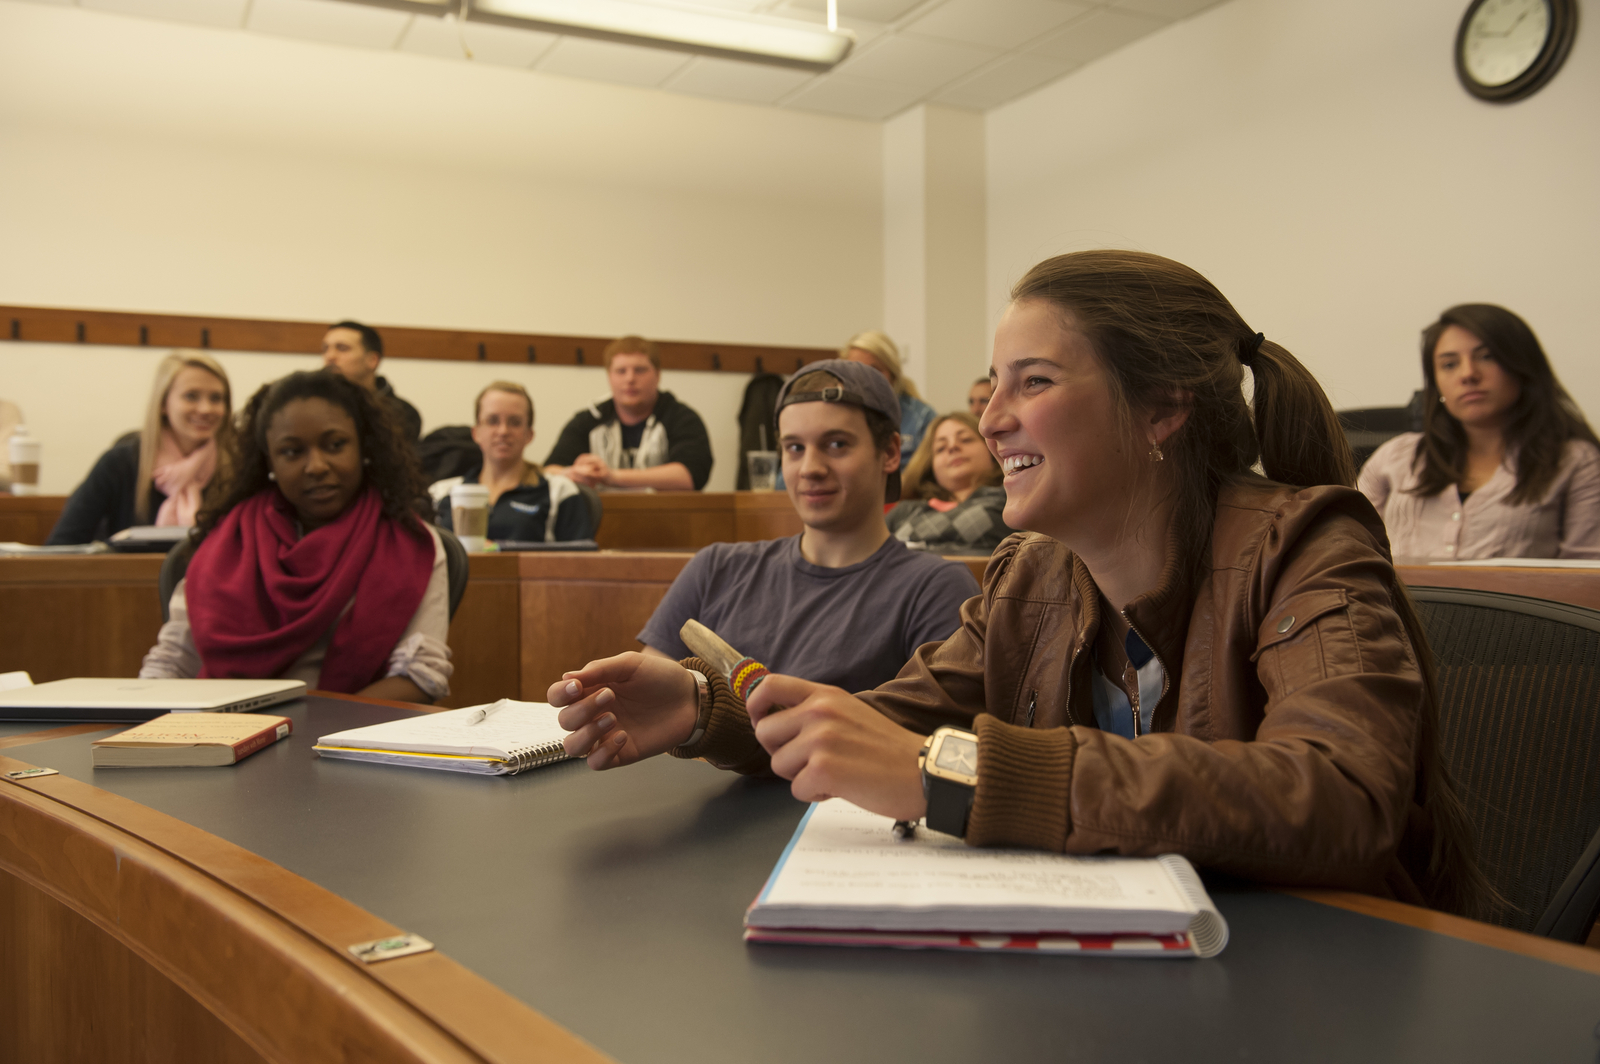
[48, 352, 232, 544]
[429, 381, 591, 543]
[842, 331, 938, 462]
[888, 411, 1012, 555]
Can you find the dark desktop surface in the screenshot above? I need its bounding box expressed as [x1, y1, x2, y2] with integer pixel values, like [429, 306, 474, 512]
[15, 696, 1600, 1064]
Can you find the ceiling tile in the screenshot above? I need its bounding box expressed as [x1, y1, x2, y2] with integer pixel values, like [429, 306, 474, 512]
[80, 0, 247, 28]
[903, 0, 1088, 51]
[1027, 7, 1164, 66]
[785, 0, 929, 23]
[932, 52, 1078, 109]
[666, 56, 818, 105]
[836, 34, 998, 96]
[1112, 0, 1224, 19]
[769, 2, 889, 48]
[534, 35, 693, 88]
[401, 16, 557, 68]
[246, 0, 412, 50]
[780, 72, 924, 120]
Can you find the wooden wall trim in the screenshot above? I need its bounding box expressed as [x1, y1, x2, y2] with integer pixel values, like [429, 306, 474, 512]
[0, 753, 613, 1064]
[0, 304, 833, 376]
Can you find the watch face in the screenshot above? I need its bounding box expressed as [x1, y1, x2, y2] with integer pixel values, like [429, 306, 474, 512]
[932, 733, 978, 782]
[1462, 0, 1549, 87]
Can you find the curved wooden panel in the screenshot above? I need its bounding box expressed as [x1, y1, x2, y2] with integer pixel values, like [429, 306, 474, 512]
[0, 754, 612, 1064]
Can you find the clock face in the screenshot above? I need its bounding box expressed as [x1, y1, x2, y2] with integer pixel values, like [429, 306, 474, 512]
[1462, 0, 1550, 87]
[934, 734, 978, 778]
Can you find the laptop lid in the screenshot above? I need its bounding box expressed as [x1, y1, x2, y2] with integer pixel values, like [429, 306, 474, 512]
[0, 678, 307, 722]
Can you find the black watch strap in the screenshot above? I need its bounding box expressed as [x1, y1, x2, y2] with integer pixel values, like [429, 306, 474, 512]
[923, 774, 975, 838]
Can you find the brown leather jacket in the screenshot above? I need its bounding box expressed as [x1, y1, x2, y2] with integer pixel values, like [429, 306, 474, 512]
[677, 478, 1440, 903]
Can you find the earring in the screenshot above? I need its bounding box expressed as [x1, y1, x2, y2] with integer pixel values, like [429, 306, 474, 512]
[1148, 439, 1164, 462]
[363, 457, 372, 466]
[267, 471, 276, 481]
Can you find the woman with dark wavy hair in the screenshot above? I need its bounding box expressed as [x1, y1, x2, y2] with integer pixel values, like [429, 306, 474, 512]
[549, 250, 1484, 917]
[140, 371, 452, 704]
[1359, 305, 1600, 560]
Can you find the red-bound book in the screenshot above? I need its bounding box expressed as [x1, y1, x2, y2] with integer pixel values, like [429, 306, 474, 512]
[92, 712, 293, 768]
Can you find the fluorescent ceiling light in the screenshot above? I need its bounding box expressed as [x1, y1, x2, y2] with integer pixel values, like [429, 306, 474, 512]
[465, 0, 854, 71]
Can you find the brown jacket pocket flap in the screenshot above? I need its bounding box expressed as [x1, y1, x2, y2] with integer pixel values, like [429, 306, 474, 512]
[1252, 588, 1349, 659]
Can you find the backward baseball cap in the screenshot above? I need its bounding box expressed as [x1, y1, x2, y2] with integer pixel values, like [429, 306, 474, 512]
[775, 358, 903, 503]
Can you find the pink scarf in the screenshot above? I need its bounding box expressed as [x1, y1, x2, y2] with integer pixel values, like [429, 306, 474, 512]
[185, 488, 433, 693]
[152, 429, 217, 527]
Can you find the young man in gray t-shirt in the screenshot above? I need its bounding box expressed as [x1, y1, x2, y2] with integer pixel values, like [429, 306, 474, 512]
[636, 360, 979, 693]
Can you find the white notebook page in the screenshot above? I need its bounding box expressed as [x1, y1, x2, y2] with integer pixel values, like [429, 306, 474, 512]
[316, 701, 566, 759]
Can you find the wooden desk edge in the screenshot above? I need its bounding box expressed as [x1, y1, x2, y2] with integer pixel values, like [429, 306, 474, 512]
[1287, 888, 1600, 976]
[0, 739, 614, 1064]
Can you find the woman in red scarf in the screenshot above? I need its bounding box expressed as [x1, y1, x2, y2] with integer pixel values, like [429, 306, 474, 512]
[140, 371, 452, 703]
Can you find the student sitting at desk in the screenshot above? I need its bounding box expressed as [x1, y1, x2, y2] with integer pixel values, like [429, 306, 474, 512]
[887, 411, 1013, 556]
[430, 381, 590, 543]
[635, 359, 979, 695]
[542, 335, 713, 491]
[1358, 303, 1600, 560]
[140, 371, 451, 704]
[48, 352, 232, 544]
[553, 251, 1481, 915]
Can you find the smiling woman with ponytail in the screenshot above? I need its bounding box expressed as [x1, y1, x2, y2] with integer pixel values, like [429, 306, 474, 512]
[550, 250, 1486, 920]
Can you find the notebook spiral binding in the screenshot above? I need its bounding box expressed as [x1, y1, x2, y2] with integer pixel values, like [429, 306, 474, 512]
[503, 740, 575, 775]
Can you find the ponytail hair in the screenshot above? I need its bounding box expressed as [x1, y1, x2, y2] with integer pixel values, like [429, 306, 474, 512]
[1009, 250, 1353, 579]
[1010, 249, 1482, 916]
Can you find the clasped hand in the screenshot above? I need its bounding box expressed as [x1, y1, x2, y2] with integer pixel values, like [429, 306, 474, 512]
[550, 656, 927, 821]
[565, 454, 613, 486]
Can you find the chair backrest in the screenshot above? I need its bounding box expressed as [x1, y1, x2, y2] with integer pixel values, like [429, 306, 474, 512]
[158, 536, 198, 623]
[437, 527, 469, 619]
[1409, 586, 1600, 940]
[575, 484, 603, 541]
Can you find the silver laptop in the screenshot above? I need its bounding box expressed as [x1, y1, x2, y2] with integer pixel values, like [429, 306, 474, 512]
[0, 678, 307, 721]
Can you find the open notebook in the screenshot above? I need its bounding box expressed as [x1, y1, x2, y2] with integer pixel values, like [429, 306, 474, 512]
[745, 800, 1229, 958]
[313, 700, 574, 775]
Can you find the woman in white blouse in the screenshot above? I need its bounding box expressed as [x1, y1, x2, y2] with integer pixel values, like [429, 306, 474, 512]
[1359, 304, 1600, 560]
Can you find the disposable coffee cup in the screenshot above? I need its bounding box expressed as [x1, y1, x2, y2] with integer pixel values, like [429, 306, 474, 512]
[450, 482, 490, 551]
[8, 426, 39, 496]
[746, 450, 778, 492]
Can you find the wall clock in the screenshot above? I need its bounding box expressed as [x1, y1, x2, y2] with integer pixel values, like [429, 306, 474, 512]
[1455, 0, 1578, 103]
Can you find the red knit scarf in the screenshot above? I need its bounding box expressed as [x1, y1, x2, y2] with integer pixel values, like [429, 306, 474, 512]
[186, 488, 433, 693]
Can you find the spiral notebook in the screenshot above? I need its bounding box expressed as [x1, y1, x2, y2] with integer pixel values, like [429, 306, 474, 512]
[313, 700, 574, 775]
[745, 800, 1229, 958]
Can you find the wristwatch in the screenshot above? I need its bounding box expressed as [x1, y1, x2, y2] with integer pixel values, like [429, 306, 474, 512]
[919, 726, 979, 838]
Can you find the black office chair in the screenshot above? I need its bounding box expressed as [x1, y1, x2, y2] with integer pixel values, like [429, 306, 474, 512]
[158, 535, 198, 623]
[1409, 586, 1600, 941]
[160, 528, 470, 622]
[574, 484, 604, 542]
[437, 526, 469, 618]
[1338, 392, 1425, 470]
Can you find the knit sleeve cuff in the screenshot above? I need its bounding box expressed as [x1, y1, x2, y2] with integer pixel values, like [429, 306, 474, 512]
[670, 657, 771, 776]
[966, 715, 1076, 851]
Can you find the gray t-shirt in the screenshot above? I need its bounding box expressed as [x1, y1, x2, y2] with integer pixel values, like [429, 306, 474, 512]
[637, 535, 980, 694]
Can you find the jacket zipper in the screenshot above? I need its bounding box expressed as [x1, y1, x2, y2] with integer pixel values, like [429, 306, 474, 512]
[1022, 690, 1037, 728]
[1062, 644, 1083, 727]
[1121, 610, 1170, 738]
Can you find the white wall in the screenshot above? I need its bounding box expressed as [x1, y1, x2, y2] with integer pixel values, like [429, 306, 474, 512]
[0, 0, 883, 491]
[985, 0, 1600, 418]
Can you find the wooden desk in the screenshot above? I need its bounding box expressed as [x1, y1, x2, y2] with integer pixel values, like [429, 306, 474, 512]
[0, 494, 67, 545]
[1398, 563, 1600, 612]
[0, 554, 523, 712]
[593, 491, 800, 550]
[2, 696, 1597, 1064]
